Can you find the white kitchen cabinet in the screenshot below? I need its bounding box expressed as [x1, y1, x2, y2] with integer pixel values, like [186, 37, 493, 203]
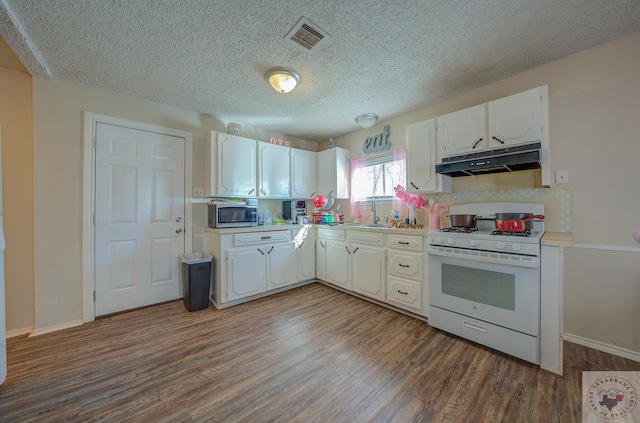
[405, 118, 451, 193]
[325, 239, 350, 289]
[317, 147, 349, 199]
[315, 239, 327, 281]
[443, 86, 548, 158]
[215, 132, 257, 197]
[207, 229, 302, 307]
[290, 149, 317, 199]
[488, 86, 545, 149]
[226, 246, 266, 301]
[386, 234, 426, 316]
[349, 231, 386, 302]
[442, 103, 488, 157]
[293, 226, 315, 282]
[258, 142, 291, 198]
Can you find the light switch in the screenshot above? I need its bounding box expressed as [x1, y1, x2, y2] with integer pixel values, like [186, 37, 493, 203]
[555, 170, 569, 184]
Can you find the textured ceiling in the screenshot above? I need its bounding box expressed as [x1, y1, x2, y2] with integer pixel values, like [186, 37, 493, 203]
[1, 0, 640, 142]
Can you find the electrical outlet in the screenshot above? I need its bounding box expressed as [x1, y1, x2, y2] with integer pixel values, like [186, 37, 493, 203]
[555, 170, 569, 184]
[193, 187, 205, 197]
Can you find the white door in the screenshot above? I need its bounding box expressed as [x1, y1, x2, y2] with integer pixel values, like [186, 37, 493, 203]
[95, 123, 185, 316]
[266, 241, 297, 289]
[352, 245, 386, 301]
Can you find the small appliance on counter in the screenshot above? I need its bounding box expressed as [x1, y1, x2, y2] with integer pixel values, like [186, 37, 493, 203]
[283, 200, 307, 224]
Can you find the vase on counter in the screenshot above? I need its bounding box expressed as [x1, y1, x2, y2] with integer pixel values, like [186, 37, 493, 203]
[428, 203, 448, 230]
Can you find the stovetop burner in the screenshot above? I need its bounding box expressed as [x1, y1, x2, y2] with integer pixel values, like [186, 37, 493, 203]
[491, 230, 532, 237]
[440, 226, 478, 233]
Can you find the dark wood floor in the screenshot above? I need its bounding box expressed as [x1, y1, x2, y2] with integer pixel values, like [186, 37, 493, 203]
[1, 283, 639, 422]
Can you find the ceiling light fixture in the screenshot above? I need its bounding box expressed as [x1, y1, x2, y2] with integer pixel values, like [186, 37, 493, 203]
[266, 67, 300, 93]
[355, 113, 378, 128]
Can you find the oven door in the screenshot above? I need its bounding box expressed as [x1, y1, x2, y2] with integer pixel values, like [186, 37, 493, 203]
[428, 251, 539, 336]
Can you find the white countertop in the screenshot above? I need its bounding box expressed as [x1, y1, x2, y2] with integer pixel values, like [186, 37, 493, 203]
[205, 223, 431, 236]
[541, 232, 574, 247]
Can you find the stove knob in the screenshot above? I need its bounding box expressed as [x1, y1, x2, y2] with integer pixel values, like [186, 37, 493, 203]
[496, 242, 507, 250]
[470, 240, 480, 247]
[446, 238, 456, 246]
[435, 237, 444, 244]
[510, 243, 522, 251]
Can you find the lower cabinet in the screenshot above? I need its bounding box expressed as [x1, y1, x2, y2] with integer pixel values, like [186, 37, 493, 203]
[294, 226, 316, 282]
[386, 234, 427, 316]
[207, 229, 301, 307]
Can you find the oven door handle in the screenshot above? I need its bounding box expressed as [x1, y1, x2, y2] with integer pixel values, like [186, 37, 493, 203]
[427, 245, 539, 269]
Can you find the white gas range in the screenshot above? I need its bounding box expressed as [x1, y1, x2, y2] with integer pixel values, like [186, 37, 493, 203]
[427, 202, 544, 365]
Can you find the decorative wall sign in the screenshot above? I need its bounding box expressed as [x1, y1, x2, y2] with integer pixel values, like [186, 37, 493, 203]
[363, 125, 391, 154]
[270, 137, 291, 147]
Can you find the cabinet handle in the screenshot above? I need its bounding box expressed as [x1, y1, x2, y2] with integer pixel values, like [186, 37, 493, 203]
[472, 138, 483, 149]
[345, 246, 351, 254]
[492, 136, 506, 145]
[257, 248, 264, 255]
[463, 320, 488, 333]
[352, 247, 359, 254]
[267, 246, 274, 254]
[248, 188, 255, 195]
[261, 236, 272, 240]
[299, 241, 304, 248]
[260, 188, 267, 195]
[410, 182, 418, 189]
[398, 263, 410, 268]
[320, 241, 325, 248]
[310, 192, 315, 198]
[397, 290, 408, 295]
[399, 241, 410, 245]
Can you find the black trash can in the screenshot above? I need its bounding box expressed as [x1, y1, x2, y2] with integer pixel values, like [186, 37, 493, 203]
[181, 252, 213, 312]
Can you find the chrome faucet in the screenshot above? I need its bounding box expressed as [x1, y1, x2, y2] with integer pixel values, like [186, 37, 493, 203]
[371, 198, 380, 225]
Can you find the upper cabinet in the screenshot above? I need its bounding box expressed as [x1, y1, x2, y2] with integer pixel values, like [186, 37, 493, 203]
[257, 142, 290, 198]
[290, 148, 317, 199]
[443, 86, 548, 157]
[405, 118, 452, 193]
[317, 147, 350, 199]
[205, 131, 257, 198]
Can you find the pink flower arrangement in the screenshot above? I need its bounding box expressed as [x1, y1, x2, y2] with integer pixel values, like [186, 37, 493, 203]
[394, 185, 427, 209]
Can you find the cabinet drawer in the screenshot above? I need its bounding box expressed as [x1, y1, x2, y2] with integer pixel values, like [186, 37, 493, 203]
[316, 227, 345, 240]
[347, 230, 385, 246]
[387, 251, 423, 281]
[234, 231, 290, 246]
[387, 277, 422, 312]
[388, 234, 423, 251]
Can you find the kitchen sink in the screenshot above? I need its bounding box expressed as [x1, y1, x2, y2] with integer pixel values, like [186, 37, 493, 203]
[342, 223, 389, 228]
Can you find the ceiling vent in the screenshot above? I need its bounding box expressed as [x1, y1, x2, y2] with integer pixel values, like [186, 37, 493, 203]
[285, 17, 329, 50]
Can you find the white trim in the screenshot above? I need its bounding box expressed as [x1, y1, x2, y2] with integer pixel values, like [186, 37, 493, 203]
[572, 243, 640, 253]
[29, 319, 83, 337]
[82, 112, 193, 324]
[563, 332, 640, 363]
[6, 327, 34, 338]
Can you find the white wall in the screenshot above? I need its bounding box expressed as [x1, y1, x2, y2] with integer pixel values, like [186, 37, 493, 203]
[333, 31, 640, 355]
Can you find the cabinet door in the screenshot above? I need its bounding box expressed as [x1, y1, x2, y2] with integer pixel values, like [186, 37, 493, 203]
[226, 246, 265, 301]
[266, 242, 298, 289]
[352, 245, 386, 301]
[325, 241, 351, 290]
[204, 132, 217, 197]
[315, 239, 327, 281]
[442, 104, 487, 157]
[258, 142, 290, 198]
[297, 238, 316, 282]
[217, 133, 257, 197]
[317, 147, 350, 199]
[290, 149, 317, 199]
[488, 87, 542, 149]
[406, 118, 451, 193]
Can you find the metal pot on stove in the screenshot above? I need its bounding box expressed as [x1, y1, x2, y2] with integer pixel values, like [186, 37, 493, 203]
[494, 213, 544, 232]
[448, 214, 479, 228]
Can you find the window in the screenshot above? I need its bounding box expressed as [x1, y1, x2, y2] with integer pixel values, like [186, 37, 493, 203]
[351, 147, 406, 201]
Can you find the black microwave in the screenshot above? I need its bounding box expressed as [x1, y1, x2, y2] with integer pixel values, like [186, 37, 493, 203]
[208, 204, 258, 228]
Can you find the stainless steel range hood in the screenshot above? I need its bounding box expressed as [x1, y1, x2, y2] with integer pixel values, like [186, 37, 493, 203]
[435, 142, 542, 177]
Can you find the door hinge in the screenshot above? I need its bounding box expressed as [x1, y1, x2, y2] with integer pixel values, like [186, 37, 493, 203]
[93, 136, 97, 149]
[93, 291, 96, 302]
[93, 213, 95, 225]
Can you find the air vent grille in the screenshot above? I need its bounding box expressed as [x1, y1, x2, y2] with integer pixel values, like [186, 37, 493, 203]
[285, 17, 329, 50]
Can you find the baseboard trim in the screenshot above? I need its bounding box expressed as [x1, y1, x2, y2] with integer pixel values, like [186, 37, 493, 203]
[563, 332, 640, 363]
[6, 326, 34, 338]
[29, 319, 84, 337]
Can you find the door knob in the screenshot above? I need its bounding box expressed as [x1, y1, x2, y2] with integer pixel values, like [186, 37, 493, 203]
[176, 228, 183, 234]
[175, 217, 182, 222]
